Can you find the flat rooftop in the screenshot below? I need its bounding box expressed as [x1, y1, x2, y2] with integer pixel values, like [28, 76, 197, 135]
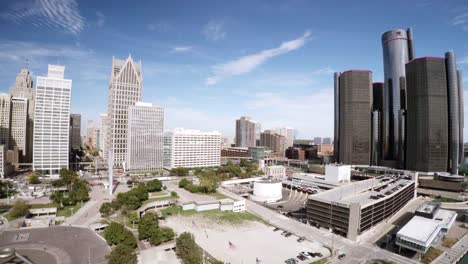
[309, 175, 414, 207]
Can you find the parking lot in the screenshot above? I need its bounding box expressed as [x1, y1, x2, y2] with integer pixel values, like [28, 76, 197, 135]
[166, 214, 329, 264]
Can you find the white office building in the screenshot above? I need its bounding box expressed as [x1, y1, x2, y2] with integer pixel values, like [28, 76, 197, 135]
[99, 113, 108, 153]
[0, 94, 11, 147]
[10, 97, 28, 161]
[164, 128, 221, 169]
[105, 56, 142, 166]
[0, 145, 6, 178]
[33, 65, 72, 177]
[126, 102, 164, 171]
[276, 127, 295, 148]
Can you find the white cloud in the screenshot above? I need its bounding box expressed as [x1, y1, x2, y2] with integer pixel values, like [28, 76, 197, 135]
[254, 73, 317, 87]
[244, 88, 334, 138]
[458, 56, 468, 64]
[1, 0, 85, 35]
[171, 46, 193, 53]
[96, 11, 105, 27]
[147, 21, 172, 32]
[203, 20, 226, 41]
[312, 66, 335, 76]
[206, 31, 311, 85]
[451, 11, 468, 31]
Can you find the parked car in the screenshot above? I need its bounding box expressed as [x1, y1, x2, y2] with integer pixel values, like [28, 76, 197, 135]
[297, 255, 306, 261]
[297, 237, 305, 242]
[338, 254, 346, 260]
[307, 252, 316, 257]
[281, 231, 288, 235]
[300, 252, 311, 259]
[285, 232, 292, 237]
[273, 227, 280, 232]
[316, 253, 323, 257]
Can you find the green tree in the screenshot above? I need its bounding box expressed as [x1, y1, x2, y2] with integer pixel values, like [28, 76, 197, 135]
[171, 191, 178, 197]
[128, 211, 140, 226]
[107, 244, 137, 264]
[176, 232, 202, 264]
[138, 211, 159, 240]
[145, 179, 162, 192]
[171, 167, 189, 176]
[103, 222, 137, 249]
[0, 181, 13, 199]
[9, 199, 30, 218]
[29, 174, 41, 184]
[91, 150, 99, 156]
[178, 178, 190, 188]
[100, 202, 113, 217]
[158, 226, 175, 242]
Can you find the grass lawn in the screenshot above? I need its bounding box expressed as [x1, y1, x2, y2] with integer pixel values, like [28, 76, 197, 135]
[310, 258, 329, 264]
[432, 197, 460, 203]
[206, 192, 230, 200]
[442, 237, 458, 248]
[29, 202, 86, 217]
[160, 205, 265, 225]
[148, 191, 168, 197]
[3, 212, 21, 221]
[421, 247, 443, 264]
[142, 195, 178, 206]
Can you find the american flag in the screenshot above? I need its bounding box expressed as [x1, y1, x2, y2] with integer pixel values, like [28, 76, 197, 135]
[256, 257, 261, 264]
[228, 241, 236, 250]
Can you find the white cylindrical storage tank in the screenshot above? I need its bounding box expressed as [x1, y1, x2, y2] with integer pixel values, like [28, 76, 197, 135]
[251, 179, 282, 203]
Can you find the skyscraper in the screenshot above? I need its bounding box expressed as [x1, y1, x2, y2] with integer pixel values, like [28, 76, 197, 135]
[313, 137, 322, 145]
[10, 97, 28, 161]
[235, 116, 259, 148]
[336, 70, 372, 165]
[276, 127, 295, 148]
[372, 82, 384, 165]
[381, 28, 414, 165]
[86, 120, 95, 148]
[260, 130, 287, 157]
[10, 68, 35, 162]
[105, 56, 142, 166]
[69, 114, 81, 151]
[126, 102, 164, 171]
[33, 65, 72, 176]
[99, 113, 108, 153]
[0, 94, 11, 149]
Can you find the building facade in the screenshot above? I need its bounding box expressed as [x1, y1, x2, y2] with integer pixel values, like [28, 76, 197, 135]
[85, 120, 94, 148]
[235, 116, 259, 148]
[336, 70, 372, 165]
[69, 113, 81, 151]
[10, 97, 28, 161]
[105, 56, 142, 166]
[313, 137, 322, 145]
[99, 113, 108, 153]
[405, 55, 463, 173]
[0, 145, 6, 178]
[260, 130, 286, 157]
[381, 28, 414, 165]
[0, 94, 11, 148]
[164, 128, 221, 169]
[285, 147, 305, 161]
[33, 65, 72, 176]
[126, 102, 164, 171]
[276, 127, 295, 148]
[10, 68, 34, 162]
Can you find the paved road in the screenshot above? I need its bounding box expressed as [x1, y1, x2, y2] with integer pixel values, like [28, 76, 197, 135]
[218, 187, 419, 264]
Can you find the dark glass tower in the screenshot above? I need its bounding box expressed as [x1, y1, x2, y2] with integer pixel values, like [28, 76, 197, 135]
[372, 83, 384, 165]
[381, 28, 414, 166]
[338, 70, 372, 165]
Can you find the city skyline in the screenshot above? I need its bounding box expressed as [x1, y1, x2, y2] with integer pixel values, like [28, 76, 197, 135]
[0, 0, 467, 140]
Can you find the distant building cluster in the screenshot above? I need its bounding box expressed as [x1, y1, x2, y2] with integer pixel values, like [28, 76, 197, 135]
[334, 28, 464, 174]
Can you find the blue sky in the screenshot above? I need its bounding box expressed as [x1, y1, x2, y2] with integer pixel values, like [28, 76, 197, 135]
[0, 0, 467, 141]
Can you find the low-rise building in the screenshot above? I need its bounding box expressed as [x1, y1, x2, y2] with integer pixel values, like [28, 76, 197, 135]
[28, 208, 57, 218]
[221, 147, 250, 158]
[325, 164, 351, 183]
[307, 173, 417, 241]
[285, 147, 306, 161]
[182, 199, 246, 212]
[396, 202, 457, 253]
[264, 165, 286, 178]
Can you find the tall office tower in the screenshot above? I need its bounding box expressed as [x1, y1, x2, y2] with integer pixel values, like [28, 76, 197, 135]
[371, 82, 384, 165]
[457, 70, 464, 164]
[69, 114, 81, 150]
[105, 56, 142, 166]
[235, 116, 258, 148]
[33, 65, 72, 176]
[126, 102, 164, 171]
[334, 72, 340, 161]
[276, 127, 295, 148]
[313, 137, 322, 145]
[260, 130, 287, 156]
[99, 113, 108, 153]
[86, 120, 95, 148]
[10, 98, 28, 161]
[337, 70, 372, 165]
[163, 128, 221, 169]
[322, 137, 332, 145]
[94, 129, 101, 151]
[0, 145, 5, 178]
[445, 51, 461, 174]
[10, 68, 35, 162]
[406, 57, 449, 172]
[381, 28, 415, 165]
[0, 94, 11, 147]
